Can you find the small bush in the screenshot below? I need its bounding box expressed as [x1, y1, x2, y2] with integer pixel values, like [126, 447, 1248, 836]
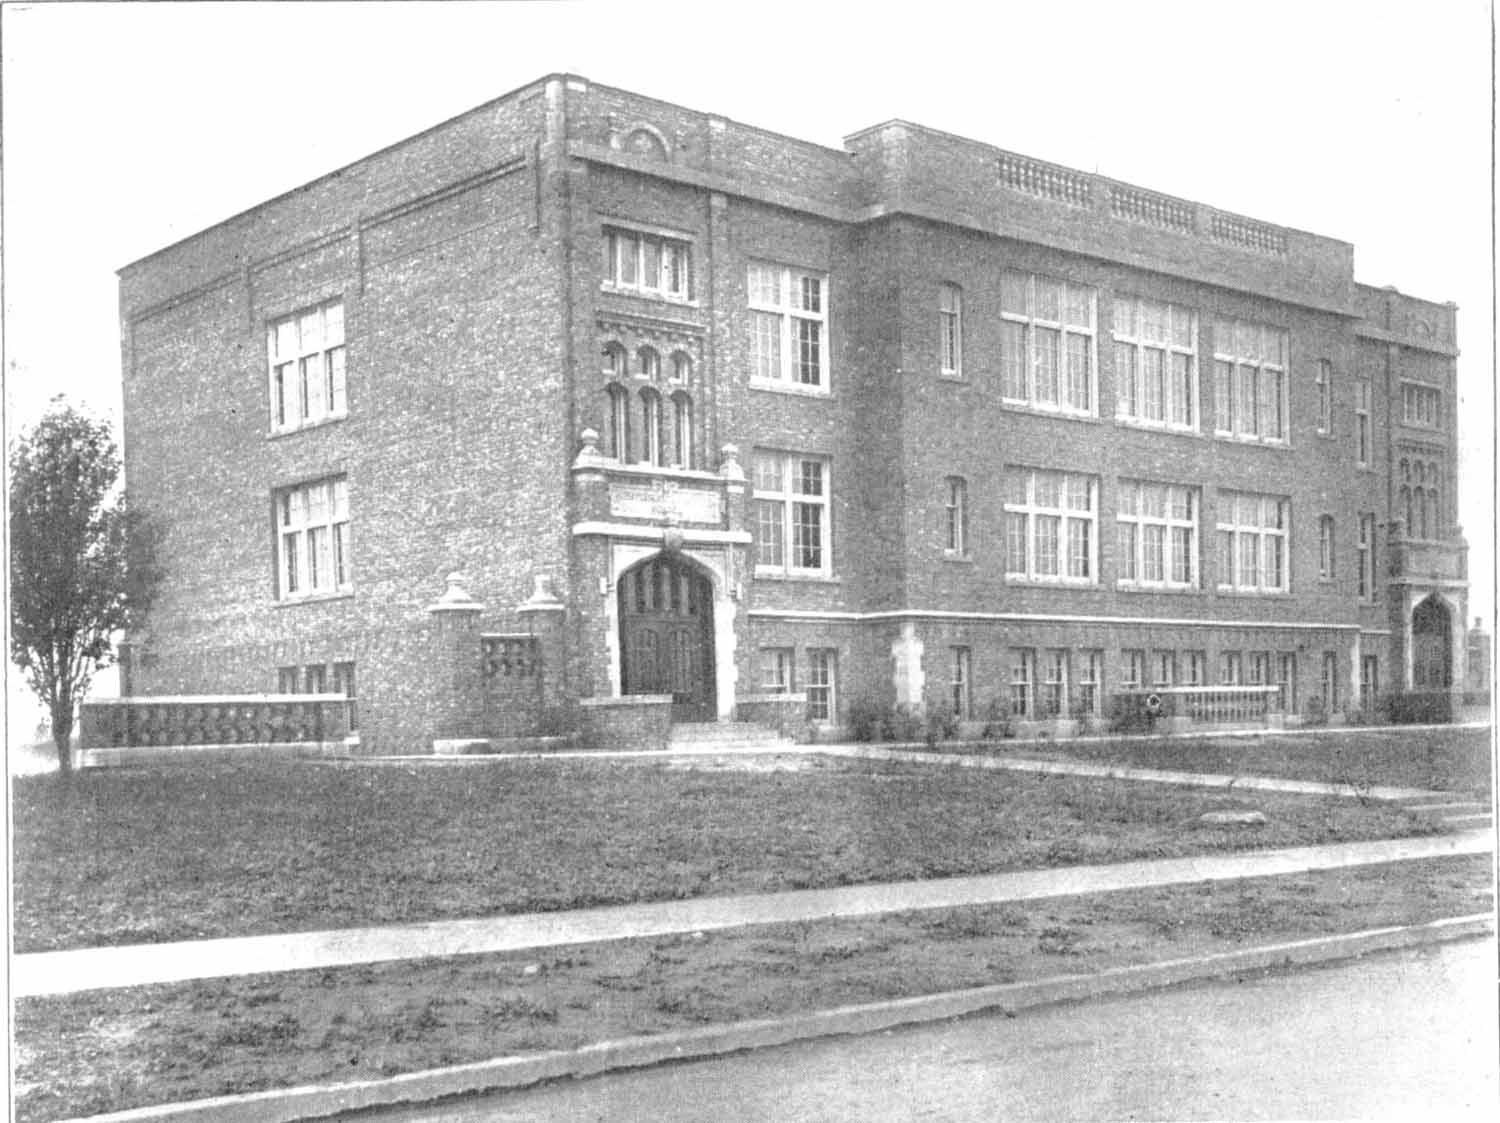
[980, 698, 1015, 740]
[924, 703, 959, 747]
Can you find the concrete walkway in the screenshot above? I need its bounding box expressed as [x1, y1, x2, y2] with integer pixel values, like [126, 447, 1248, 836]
[15, 828, 1490, 1000]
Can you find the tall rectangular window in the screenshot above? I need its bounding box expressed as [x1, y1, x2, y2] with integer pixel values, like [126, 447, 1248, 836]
[1004, 468, 1097, 583]
[749, 261, 828, 391]
[1401, 382, 1441, 428]
[806, 649, 836, 722]
[1276, 652, 1297, 712]
[276, 477, 351, 599]
[1008, 648, 1035, 717]
[1078, 650, 1103, 716]
[1153, 650, 1176, 688]
[944, 476, 968, 555]
[269, 300, 346, 432]
[1248, 651, 1271, 686]
[753, 452, 831, 577]
[1112, 296, 1197, 429]
[1360, 655, 1379, 708]
[1117, 480, 1198, 588]
[1216, 491, 1289, 593]
[1218, 651, 1243, 685]
[1315, 359, 1333, 435]
[1213, 318, 1288, 443]
[1041, 649, 1068, 717]
[1355, 381, 1371, 467]
[331, 660, 358, 731]
[1318, 515, 1335, 580]
[602, 226, 693, 300]
[1122, 649, 1146, 691]
[1321, 651, 1339, 711]
[277, 666, 299, 694]
[1357, 513, 1376, 601]
[1185, 651, 1207, 686]
[939, 283, 963, 377]
[761, 648, 794, 693]
[951, 646, 972, 719]
[999, 270, 1096, 414]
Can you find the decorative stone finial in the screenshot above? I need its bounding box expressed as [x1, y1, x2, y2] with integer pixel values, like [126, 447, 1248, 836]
[573, 427, 607, 471]
[719, 443, 744, 482]
[518, 572, 566, 617]
[428, 572, 484, 615]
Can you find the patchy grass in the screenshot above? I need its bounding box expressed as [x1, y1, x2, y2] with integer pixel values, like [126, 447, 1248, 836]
[1022, 725, 1493, 798]
[13, 854, 1490, 1123]
[12, 757, 1442, 953]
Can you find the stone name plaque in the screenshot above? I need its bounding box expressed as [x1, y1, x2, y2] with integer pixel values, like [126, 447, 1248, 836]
[610, 480, 722, 524]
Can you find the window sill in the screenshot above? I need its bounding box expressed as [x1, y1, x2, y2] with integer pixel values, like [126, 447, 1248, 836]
[1214, 588, 1292, 598]
[749, 378, 831, 399]
[598, 283, 699, 310]
[1115, 582, 1203, 595]
[275, 591, 355, 608]
[1000, 401, 1100, 423]
[268, 415, 348, 439]
[1212, 433, 1292, 449]
[1114, 417, 1202, 438]
[1004, 577, 1101, 589]
[753, 570, 840, 584]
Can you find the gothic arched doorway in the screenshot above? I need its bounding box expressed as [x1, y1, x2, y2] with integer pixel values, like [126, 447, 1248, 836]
[618, 553, 716, 722]
[1411, 595, 1453, 689]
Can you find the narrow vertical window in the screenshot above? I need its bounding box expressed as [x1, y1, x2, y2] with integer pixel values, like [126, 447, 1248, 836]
[1009, 649, 1034, 717]
[939, 283, 963, 377]
[1355, 381, 1371, 467]
[640, 388, 664, 467]
[1321, 651, 1339, 711]
[951, 647, 972, 719]
[1042, 649, 1068, 717]
[944, 476, 968, 555]
[806, 649, 837, 722]
[1315, 359, 1333, 435]
[761, 648, 794, 693]
[1318, 515, 1335, 579]
[1357, 513, 1376, 601]
[671, 391, 693, 469]
[1078, 651, 1103, 716]
[605, 383, 630, 461]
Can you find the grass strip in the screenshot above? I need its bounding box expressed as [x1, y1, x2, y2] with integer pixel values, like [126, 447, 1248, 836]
[13, 854, 1490, 1123]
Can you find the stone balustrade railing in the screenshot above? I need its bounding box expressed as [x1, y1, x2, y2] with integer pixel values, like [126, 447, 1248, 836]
[80, 694, 352, 749]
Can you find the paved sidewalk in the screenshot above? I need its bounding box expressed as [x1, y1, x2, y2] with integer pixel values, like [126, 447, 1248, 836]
[15, 829, 1491, 1000]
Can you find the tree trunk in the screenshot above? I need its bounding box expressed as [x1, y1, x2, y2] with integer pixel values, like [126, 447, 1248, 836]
[51, 694, 74, 776]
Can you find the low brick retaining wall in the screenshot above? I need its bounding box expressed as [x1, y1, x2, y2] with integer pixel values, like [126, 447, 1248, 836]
[735, 692, 809, 738]
[578, 695, 673, 751]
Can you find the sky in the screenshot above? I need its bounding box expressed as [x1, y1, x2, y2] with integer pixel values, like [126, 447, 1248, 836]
[1, 0, 1494, 743]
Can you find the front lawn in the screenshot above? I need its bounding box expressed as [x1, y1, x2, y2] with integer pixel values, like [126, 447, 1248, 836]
[1025, 725, 1493, 798]
[13, 854, 1490, 1122]
[12, 755, 1439, 953]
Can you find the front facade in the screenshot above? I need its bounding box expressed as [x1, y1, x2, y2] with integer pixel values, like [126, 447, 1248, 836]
[118, 75, 1469, 750]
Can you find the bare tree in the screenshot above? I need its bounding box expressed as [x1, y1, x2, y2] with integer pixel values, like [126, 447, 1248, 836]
[9, 399, 164, 774]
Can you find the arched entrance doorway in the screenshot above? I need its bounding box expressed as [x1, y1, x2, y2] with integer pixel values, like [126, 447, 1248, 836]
[618, 553, 716, 722]
[1411, 595, 1453, 689]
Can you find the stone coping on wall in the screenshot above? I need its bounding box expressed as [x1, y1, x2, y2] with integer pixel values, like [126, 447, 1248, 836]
[578, 695, 674, 707]
[84, 694, 352, 706]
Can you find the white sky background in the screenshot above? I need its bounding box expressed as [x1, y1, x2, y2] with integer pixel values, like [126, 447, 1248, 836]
[2, 0, 1494, 743]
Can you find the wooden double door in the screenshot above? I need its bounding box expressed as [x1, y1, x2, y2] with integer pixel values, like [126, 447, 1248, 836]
[619, 555, 716, 722]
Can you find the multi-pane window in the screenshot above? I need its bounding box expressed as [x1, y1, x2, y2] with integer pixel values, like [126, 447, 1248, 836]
[1321, 651, 1339, 711]
[1218, 651, 1242, 685]
[276, 477, 351, 599]
[1400, 458, 1442, 539]
[806, 649, 836, 722]
[1248, 651, 1272, 687]
[1216, 491, 1289, 593]
[1212, 318, 1288, 442]
[1360, 655, 1379, 708]
[1315, 359, 1333, 435]
[939, 283, 963, 377]
[1077, 650, 1103, 716]
[1004, 469, 1097, 582]
[304, 663, 327, 694]
[1184, 651, 1207, 686]
[749, 261, 828, 391]
[671, 391, 694, 469]
[1008, 648, 1035, 717]
[1116, 481, 1198, 588]
[1276, 652, 1297, 712]
[602, 226, 692, 300]
[951, 646, 972, 719]
[1153, 650, 1176, 689]
[944, 476, 968, 555]
[1122, 649, 1146, 691]
[1113, 297, 1196, 428]
[1355, 381, 1371, 467]
[277, 666, 299, 694]
[1000, 270, 1097, 414]
[1041, 650, 1068, 717]
[761, 648, 794, 693]
[1401, 382, 1441, 428]
[1318, 516, 1335, 580]
[753, 452, 831, 576]
[641, 388, 664, 466]
[269, 300, 346, 432]
[1357, 513, 1376, 601]
[331, 661, 358, 730]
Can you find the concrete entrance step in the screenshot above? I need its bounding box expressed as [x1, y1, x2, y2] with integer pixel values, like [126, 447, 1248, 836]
[668, 722, 794, 751]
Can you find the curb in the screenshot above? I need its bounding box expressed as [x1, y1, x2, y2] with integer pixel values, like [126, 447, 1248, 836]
[60, 913, 1494, 1123]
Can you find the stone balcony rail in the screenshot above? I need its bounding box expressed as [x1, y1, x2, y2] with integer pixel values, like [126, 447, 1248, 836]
[80, 694, 352, 750]
[1389, 535, 1468, 584]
